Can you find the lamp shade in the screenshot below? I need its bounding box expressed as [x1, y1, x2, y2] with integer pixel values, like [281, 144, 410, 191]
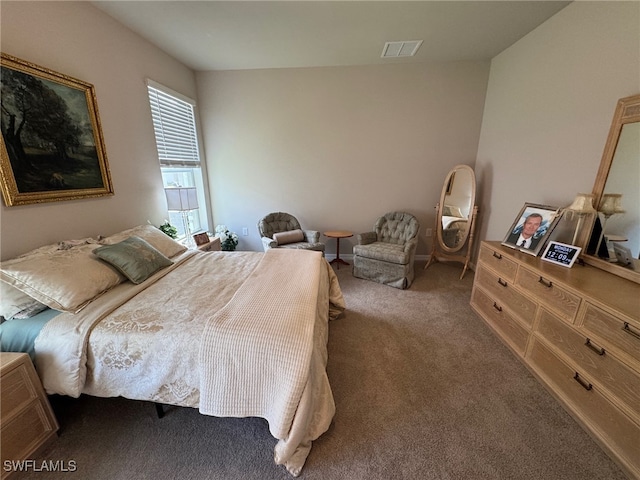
[165, 187, 199, 211]
[567, 193, 596, 215]
[598, 193, 625, 215]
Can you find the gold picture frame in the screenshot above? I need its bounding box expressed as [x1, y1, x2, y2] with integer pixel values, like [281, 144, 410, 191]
[0, 53, 113, 206]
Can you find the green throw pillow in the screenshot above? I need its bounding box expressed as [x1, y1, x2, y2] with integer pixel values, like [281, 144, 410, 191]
[94, 236, 173, 284]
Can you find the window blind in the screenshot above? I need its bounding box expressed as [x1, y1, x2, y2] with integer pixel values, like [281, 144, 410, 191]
[147, 84, 201, 167]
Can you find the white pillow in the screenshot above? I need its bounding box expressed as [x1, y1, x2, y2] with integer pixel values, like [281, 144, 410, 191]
[101, 225, 187, 258]
[1, 244, 125, 313]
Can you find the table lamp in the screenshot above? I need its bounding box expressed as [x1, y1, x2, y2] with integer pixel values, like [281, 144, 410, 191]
[566, 193, 597, 245]
[595, 193, 625, 257]
[165, 187, 199, 247]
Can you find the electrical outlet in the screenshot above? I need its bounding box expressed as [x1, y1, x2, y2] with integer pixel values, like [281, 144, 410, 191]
[242, 227, 249, 236]
[426, 228, 432, 237]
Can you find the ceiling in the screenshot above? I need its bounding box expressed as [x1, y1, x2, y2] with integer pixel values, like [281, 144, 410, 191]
[92, 1, 571, 72]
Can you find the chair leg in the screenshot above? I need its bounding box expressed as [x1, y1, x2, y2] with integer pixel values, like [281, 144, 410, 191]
[154, 402, 165, 419]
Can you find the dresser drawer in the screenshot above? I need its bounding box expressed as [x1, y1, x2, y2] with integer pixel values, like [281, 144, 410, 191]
[471, 286, 529, 355]
[1, 353, 58, 476]
[475, 266, 537, 327]
[1, 364, 38, 420]
[478, 245, 517, 282]
[581, 303, 640, 365]
[529, 338, 640, 475]
[516, 267, 581, 323]
[537, 309, 640, 419]
[1, 401, 56, 462]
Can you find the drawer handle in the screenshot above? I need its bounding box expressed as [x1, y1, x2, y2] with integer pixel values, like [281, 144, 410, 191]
[573, 372, 592, 391]
[493, 302, 503, 312]
[584, 338, 605, 356]
[623, 322, 640, 340]
[538, 276, 553, 288]
[492, 252, 502, 260]
[497, 278, 508, 287]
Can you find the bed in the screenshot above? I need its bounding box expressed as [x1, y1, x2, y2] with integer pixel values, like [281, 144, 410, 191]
[0, 225, 345, 476]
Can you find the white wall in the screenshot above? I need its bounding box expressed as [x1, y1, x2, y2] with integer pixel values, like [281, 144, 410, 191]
[5, 2, 634, 263]
[0, 1, 198, 260]
[197, 62, 489, 255]
[476, 1, 640, 249]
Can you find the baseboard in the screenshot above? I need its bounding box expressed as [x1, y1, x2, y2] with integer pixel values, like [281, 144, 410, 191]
[323, 254, 476, 275]
[325, 254, 478, 272]
[325, 254, 431, 262]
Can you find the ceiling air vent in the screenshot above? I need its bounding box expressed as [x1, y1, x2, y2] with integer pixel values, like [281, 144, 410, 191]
[381, 40, 423, 58]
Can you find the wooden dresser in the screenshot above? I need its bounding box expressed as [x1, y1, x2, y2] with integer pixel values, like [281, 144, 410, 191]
[471, 241, 640, 479]
[1, 353, 58, 479]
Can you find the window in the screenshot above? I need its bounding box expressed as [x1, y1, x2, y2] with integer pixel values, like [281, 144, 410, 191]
[147, 81, 209, 240]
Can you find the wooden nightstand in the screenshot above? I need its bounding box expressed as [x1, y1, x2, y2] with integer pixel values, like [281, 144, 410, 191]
[197, 236, 221, 252]
[1, 353, 58, 478]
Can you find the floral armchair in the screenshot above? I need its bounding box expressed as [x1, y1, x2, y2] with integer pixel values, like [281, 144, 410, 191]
[257, 212, 325, 254]
[353, 211, 420, 289]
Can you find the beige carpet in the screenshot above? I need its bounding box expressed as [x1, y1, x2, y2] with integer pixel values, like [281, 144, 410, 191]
[13, 261, 626, 479]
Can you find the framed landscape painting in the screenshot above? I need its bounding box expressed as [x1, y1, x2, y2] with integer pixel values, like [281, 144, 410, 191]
[0, 53, 113, 206]
[502, 203, 562, 256]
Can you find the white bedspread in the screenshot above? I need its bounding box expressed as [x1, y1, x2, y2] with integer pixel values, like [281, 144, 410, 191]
[34, 249, 344, 476]
[200, 249, 334, 475]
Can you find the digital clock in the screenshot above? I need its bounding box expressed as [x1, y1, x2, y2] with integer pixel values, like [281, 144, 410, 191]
[541, 241, 581, 268]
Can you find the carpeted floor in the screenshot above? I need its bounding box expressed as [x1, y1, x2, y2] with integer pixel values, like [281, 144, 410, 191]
[12, 262, 627, 479]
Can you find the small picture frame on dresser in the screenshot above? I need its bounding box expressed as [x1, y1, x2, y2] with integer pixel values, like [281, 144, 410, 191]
[502, 203, 562, 256]
[541, 241, 582, 268]
[193, 232, 210, 247]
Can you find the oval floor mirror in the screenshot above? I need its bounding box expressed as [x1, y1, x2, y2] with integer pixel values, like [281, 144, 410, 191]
[425, 164, 478, 279]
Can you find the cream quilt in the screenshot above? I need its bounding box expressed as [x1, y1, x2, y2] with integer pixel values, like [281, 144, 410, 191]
[34, 249, 344, 476]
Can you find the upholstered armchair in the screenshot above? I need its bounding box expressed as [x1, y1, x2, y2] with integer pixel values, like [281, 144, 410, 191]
[353, 212, 420, 289]
[257, 212, 325, 254]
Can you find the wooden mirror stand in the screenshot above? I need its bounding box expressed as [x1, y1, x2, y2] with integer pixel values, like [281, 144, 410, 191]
[425, 164, 478, 279]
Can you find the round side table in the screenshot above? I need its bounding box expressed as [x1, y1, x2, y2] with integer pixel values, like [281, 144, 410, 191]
[324, 231, 353, 269]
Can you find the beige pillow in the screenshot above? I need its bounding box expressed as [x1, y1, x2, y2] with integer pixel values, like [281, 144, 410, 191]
[14, 242, 62, 259]
[0, 281, 48, 319]
[0, 244, 125, 313]
[12, 236, 100, 258]
[443, 204, 463, 218]
[273, 229, 305, 245]
[57, 237, 100, 250]
[101, 224, 187, 258]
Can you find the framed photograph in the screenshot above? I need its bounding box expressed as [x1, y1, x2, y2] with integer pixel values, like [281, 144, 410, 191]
[0, 53, 113, 206]
[193, 232, 210, 247]
[541, 241, 582, 268]
[502, 203, 562, 256]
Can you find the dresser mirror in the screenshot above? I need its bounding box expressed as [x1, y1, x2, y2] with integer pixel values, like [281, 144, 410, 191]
[425, 164, 478, 279]
[581, 94, 640, 284]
